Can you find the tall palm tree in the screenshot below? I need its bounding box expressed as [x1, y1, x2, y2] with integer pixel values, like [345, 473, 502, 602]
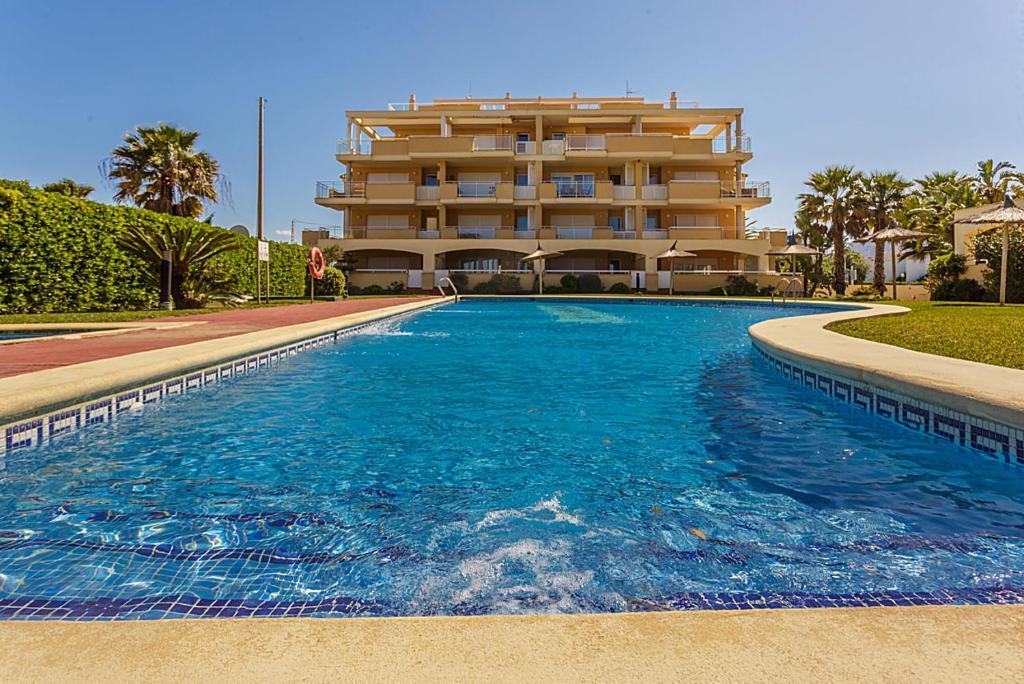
[973, 159, 1023, 204]
[798, 166, 865, 294]
[103, 124, 222, 218]
[42, 178, 94, 198]
[863, 171, 911, 294]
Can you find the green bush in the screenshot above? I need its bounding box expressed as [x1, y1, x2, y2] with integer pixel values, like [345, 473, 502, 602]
[849, 285, 881, 298]
[559, 274, 579, 292]
[472, 274, 521, 294]
[307, 266, 346, 296]
[578, 273, 603, 293]
[708, 286, 728, 296]
[361, 284, 385, 295]
[972, 226, 1024, 303]
[927, 253, 968, 281]
[725, 275, 760, 296]
[0, 179, 307, 312]
[447, 271, 469, 292]
[607, 282, 631, 294]
[931, 277, 986, 302]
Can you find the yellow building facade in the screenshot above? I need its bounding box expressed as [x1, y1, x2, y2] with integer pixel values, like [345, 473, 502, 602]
[309, 93, 786, 293]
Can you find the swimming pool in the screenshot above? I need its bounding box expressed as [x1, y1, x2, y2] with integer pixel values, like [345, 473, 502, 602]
[0, 299, 1021, 619]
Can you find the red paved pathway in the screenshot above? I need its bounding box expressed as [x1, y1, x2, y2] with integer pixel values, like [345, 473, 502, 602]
[0, 298, 434, 379]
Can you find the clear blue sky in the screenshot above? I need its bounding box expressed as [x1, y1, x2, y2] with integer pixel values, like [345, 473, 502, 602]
[3, 0, 1022, 241]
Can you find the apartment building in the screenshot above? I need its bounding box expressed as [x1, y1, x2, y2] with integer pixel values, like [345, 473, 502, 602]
[308, 92, 787, 293]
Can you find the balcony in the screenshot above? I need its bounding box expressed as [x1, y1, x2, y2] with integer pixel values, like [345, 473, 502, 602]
[416, 185, 440, 201]
[668, 225, 724, 240]
[513, 185, 537, 200]
[409, 136, 475, 156]
[539, 180, 613, 201]
[668, 180, 721, 202]
[640, 184, 668, 200]
[606, 133, 673, 156]
[720, 181, 771, 199]
[612, 230, 637, 239]
[338, 226, 418, 239]
[316, 180, 361, 199]
[712, 135, 752, 154]
[541, 139, 566, 155]
[472, 134, 513, 152]
[514, 140, 536, 155]
[612, 185, 636, 200]
[335, 138, 410, 157]
[441, 181, 514, 201]
[565, 134, 605, 152]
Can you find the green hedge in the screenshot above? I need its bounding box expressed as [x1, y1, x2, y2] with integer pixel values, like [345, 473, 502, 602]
[0, 180, 307, 312]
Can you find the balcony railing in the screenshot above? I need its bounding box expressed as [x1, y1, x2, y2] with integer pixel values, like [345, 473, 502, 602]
[612, 230, 637, 239]
[712, 135, 752, 153]
[514, 229, 536, 239]
[612, 185, 636, 200]
[720, 181, 771, 199]
[542, 139, 566, 155]
[416, 185, 440, 200]
[316, 180, 365, 198]
[513, 185, 537, 200]
[552, 227, 593, 239]
[552, 180, 596, 198]
[456, 181, 498, 197]
[642, 229, 668, 239]
[456, 226, 497, 239]
[336, 138, 372, 155]
[641, 184, 668, 200]
[565, 134, 605, 151]
[515, 140, 536, 154]
[472, 134, 513, 151]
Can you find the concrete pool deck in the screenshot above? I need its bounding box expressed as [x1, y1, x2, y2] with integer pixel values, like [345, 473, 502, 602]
[1, 605, 1021, 682]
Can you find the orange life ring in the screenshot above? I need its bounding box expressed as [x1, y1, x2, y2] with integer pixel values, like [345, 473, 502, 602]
[308, 247, 326, 279]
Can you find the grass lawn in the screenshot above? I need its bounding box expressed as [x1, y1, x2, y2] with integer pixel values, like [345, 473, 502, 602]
[827, 300, 1024, 369]
[0, 295, 428, 325]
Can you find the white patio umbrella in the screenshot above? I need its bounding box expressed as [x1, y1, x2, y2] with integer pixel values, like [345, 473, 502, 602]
[856, 224, 930, 300]
[961, 195, 1024, 306]
[656, 241, 697, 295]
[767, 243, 822, 296]
[520, 242, 564, 295]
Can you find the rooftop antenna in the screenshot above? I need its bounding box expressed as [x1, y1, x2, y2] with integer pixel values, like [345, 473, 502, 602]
[625, 80, 637, 97]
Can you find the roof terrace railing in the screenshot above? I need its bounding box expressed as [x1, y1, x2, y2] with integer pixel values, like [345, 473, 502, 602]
[720, 181, 771, 199]
[336, 138, 373, 155]
[711, 135, 752, 153]
[316, 180, 365, 198]
[472, 134, 513, 151]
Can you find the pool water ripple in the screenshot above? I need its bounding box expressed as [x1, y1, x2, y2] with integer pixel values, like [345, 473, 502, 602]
[0, 300, 1022, 619]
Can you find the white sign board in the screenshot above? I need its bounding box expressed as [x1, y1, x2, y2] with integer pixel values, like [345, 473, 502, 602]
[257, 240, 269, 262]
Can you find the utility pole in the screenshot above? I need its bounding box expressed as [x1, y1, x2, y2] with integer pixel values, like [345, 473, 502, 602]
[257, 96, 265, 240]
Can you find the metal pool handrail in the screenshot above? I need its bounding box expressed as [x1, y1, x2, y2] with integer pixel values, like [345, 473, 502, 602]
[436, 276, 459, 302]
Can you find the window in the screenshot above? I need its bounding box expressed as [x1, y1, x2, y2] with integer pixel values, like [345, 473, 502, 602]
[517, 133, 530, 142]
[366, 172, 408, 184]
[515, 173, 529, 186]
[609, 216, 622, 230]
[645, 216, 659, 230]
[461, 258, 500, 271]
[516, 215, 530, 231]
[551, 132, 566, 141]
[424, 174, 438, 186]
[609, 174, 622, 185]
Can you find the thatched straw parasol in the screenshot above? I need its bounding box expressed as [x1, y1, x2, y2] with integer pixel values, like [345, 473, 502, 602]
[520, 242, 564, 295]
[767, 243, 822, 295]
[656, 241, 697, 295]
[961, 195, 1024, 305]
[856, 224, 930, 300]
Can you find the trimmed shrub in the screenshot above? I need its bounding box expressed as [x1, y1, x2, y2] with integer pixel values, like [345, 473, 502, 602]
[724, 275, 760, 296]
[559, 274, 579, 292]
[447, 271, 469, 292]
[607, 282, 631, 294]
[0, 180, 307, 312]
[472, 274, 522, 294]
[307, 266, 346, 296]
[931, 277, 986, 302]
[708, 286, 728, 296]
[578, 273, 603, 293]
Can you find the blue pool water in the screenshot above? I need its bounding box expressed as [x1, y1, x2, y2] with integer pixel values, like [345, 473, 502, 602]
[1, 300, 1022, 619]
[0, 331, 73, 340]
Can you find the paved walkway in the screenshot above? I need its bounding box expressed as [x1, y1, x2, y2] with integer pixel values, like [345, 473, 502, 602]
[0, 298, 433, 379]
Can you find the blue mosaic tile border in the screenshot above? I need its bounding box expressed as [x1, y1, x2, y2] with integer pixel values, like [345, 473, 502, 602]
[0, 303, 443, 456]
[752, 341, 1024, 466]
[0, 586, 1020, 620]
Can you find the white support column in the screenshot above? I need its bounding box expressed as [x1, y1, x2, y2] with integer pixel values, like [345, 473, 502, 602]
[440, 114, 451, 137]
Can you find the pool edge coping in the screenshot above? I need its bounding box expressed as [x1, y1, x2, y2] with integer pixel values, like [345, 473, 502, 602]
[747, 303, 1024, 428]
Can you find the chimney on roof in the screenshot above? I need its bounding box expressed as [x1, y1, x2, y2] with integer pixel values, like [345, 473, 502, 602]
[669, 91, 678, 108]
[409, 94, 416, 108]
[505, 92, 511, 99]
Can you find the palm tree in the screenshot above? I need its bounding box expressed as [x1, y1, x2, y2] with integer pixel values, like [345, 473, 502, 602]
[898, 171, 980, 260]
[103, 124, 223, 218]
[798, 166, 865, 294]
[863, 171, 911, 294]
[119, 222, 241, 308]
[973, 160, 1023, 204]
[42, 178, 94, 198]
